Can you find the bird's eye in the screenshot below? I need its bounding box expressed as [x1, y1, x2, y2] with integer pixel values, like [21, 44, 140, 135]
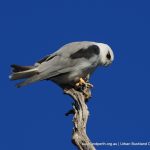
[106, 51, 111, 60]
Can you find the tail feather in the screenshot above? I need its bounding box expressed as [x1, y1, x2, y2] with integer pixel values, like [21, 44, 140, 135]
[9, 64, 39, 80]
[11, 64, 34, 72]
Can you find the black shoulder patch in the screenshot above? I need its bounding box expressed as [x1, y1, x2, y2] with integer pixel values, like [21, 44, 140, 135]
[70, 45, 100, 59]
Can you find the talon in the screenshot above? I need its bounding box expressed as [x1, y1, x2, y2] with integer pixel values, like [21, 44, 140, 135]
[75, 78, 93, 89]
[74, 78, 93, 100]
[75, 78, 93, 96]
[75, 83, 80, 87]
[75, 78, 86, 87]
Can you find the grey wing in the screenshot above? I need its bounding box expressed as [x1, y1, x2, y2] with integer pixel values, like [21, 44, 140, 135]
[16, 42, 100, 87]
[54, 41, 96, 57]
[33, 42, 90, 65]
[37, 41, 100, 78]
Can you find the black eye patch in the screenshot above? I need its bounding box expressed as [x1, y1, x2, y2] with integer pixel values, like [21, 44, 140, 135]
[106, 51, 111, 60]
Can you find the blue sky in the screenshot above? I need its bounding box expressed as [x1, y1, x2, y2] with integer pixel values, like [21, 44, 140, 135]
[0, 0, 150, 149]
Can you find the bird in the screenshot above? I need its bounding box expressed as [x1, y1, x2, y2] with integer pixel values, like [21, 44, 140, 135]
[9, 41, 114, 92]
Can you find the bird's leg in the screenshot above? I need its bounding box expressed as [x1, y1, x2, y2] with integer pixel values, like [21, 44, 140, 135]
[75, 77, 93, 100]
[75, 78, 85, 87]
[75, 78, 93, 88]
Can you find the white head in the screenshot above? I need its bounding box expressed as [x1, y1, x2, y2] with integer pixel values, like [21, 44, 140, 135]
[97, 43, 114, 66]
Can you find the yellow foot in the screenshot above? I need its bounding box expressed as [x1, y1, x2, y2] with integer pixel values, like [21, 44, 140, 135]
[75, 78, 93, 88]
[75, 78, 86, 87]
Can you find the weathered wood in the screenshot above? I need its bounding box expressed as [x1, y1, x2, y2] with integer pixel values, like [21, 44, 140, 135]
[64, 88, 96, 150]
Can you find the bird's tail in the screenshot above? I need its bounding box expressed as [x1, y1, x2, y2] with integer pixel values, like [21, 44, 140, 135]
[9, 64, 38, 80]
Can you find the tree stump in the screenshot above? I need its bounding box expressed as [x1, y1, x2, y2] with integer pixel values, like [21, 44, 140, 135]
[64, 87, 96, 150]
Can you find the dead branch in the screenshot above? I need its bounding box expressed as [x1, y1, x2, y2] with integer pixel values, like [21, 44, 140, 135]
[64, 87, 96, 150]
